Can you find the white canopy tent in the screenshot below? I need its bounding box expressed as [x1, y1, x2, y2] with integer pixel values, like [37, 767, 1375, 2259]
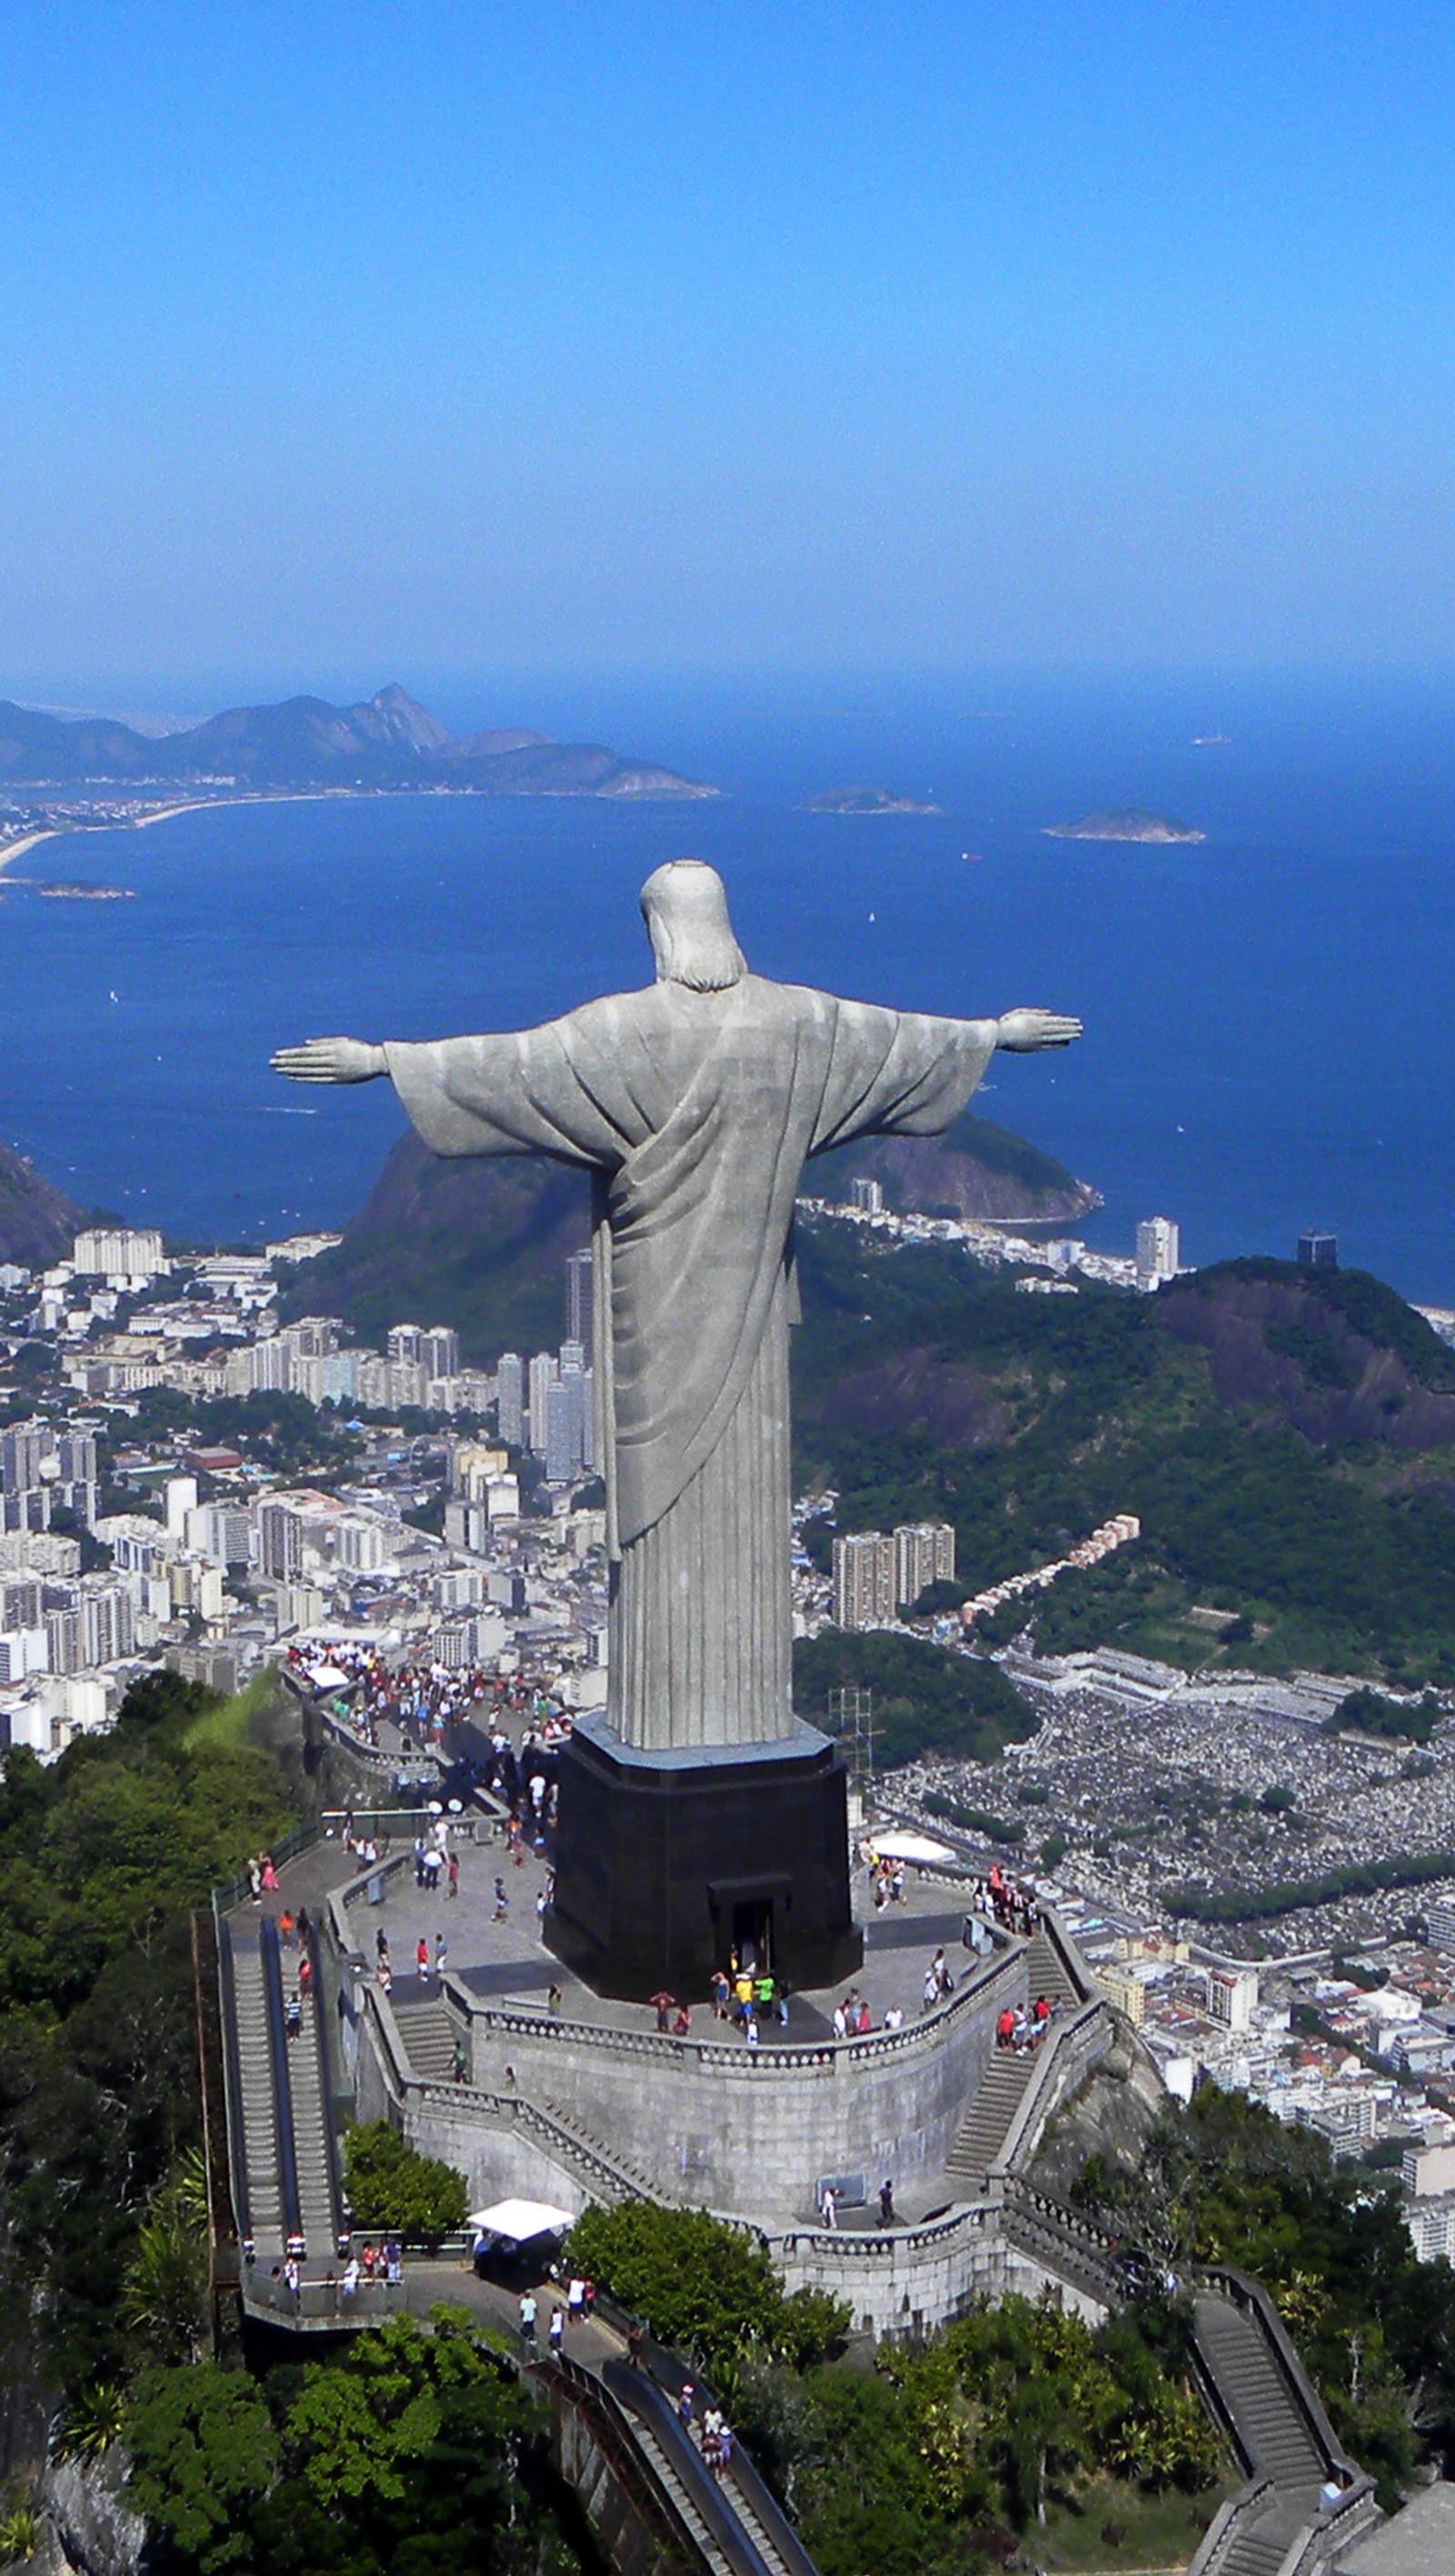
[467, 2198, 574, 2243]
[866, 1829, 956, 1865]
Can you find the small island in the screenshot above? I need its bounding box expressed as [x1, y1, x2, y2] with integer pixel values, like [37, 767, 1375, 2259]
[35, 881, 137, 901]
[1043, 808, 1205, 844]
[800, 784, 941, 816]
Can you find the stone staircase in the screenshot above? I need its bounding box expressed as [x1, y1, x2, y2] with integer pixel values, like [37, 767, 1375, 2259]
[944, 2042, 1038, 2186]
[390, 1997, 460, 2081]
[942, 1923, 1087, 2190]
[1186, 2285, 1370, 2576]
[287, 1986, 339, 2259]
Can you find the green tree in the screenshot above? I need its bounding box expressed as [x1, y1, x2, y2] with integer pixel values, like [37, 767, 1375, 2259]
[125, 2366, 280, 2576]
[566, 2200, 848, 2374]
[343, 2122, 468, 2238]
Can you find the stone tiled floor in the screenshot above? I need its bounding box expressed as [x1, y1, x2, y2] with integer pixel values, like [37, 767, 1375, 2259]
[342, 1822, 1003, 2040]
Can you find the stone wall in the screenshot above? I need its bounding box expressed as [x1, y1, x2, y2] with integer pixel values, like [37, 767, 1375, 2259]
[431, 1942, 1024, 2229]
[772, 2208, 1109, 2340]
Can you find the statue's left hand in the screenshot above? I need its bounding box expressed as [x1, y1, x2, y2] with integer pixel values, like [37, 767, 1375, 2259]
[270, 1037, 387, 1083]
[995, 1009, 1082, 1053]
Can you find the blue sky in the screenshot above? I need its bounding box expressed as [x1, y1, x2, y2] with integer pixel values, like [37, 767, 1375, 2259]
[2, 1, 1453, 701]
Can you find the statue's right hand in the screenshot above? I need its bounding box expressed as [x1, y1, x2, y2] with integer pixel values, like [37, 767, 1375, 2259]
[270, 1037, 387, 1084]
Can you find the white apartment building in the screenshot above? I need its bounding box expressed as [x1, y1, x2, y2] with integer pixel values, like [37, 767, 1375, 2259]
[1135, 1217, 1180, 1285]
[72, 1227, 166, 1287]
[833, 1530, 897, 1630]
[895, 1519, 955, 1607]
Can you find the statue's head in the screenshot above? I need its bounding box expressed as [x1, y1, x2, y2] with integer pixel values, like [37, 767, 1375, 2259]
[640, 860, 747, 991]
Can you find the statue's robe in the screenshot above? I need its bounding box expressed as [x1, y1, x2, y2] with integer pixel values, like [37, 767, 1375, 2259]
[386, 974, 996, 1750]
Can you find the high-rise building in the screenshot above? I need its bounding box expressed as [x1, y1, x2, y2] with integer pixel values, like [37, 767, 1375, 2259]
[1298, 1231, 1339, 1270]
[895, 1520, 956, 1608]
[544, 1369, 587, 1484]
[423, 1325, 460, 1381]
[1135, 1218, 1179, 1285]
[256, 1501, 304, 1582]
[566, 1248, 593, 1348]
[165, 1475, 198, 1540]
[527, 1352, 558, 1456]
[387, 1324, 426, 1366]
[497, 1352, 525, 1448]
[850, 1177, 883, 1215]
[833, 1530, 896, 1630]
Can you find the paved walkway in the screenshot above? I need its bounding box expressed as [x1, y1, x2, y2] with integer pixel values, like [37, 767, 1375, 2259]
[348, 1826, 997, 2040]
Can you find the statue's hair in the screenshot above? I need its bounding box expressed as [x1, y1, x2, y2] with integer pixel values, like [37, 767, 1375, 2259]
[639, 860, 747, 991]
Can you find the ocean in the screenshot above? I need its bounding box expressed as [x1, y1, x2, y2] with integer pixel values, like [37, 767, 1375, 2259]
[2, 668, 1452, 1301]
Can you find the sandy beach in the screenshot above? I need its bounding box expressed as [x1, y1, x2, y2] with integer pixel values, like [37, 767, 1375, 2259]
[0, 787, 363, 877]
[0, 827, 65, 873]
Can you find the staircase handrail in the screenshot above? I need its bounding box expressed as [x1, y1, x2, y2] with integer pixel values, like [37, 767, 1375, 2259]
[1035, 1899, 1095, 2005]
[1186, 2475, 1275, 2576]
[602, 2357, 782, 2576]
[542, 2350, 733, 2576]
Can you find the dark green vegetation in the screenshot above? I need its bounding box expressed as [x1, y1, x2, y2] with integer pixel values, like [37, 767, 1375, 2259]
[0, 1669, 293, 2405]
[1326, 1685, 1440, 1744]
[283, 1135, 593, 1363]
[1069, 2082, 1455, 2503]
[125, 2312, 580, 2576]
[567, 2202, 1223, 2576]
[565, 2201, 848, 2378]
[286, 1110, 1098, 1365]
[1166, 1845, 1455, 1925]
[794, 1231, 1455, 1684]
[794, 1629, 1035, 1766]
[343, 2121, 469, 2238]
[0, 1134, 81, 1267]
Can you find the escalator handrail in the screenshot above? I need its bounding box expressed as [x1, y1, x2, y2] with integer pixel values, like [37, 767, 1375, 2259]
[216, 1916, 250, 2242]
[260, 1916, 304, 2249]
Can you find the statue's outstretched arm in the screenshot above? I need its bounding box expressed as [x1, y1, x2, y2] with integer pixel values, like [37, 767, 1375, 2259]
[271, 1037, 388, 1084]
[994, 1009, 1082, 1052]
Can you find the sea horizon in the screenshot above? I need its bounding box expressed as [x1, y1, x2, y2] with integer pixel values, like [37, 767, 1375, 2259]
[1, 665, 1450, 1304]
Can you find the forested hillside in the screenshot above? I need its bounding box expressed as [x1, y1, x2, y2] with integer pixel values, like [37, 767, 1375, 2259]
[793, 1228, 1455, 1684]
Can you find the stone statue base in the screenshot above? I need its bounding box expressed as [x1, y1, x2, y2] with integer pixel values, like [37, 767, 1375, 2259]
[546, 1714, 864, 2002]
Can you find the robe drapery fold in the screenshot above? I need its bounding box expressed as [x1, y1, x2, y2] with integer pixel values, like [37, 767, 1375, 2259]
[385, 976, 996, 1750]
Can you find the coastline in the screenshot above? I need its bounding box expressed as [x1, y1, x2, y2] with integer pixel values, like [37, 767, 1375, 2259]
[0, 827, 64, 873]
[0, 777, 713, 877]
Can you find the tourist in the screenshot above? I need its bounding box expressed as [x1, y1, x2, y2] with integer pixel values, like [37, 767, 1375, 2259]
[921, 1967, 939, 2013]
[627, 2320, 643, 2369]
[832, 2002, 848, 2040]
[416, 1937, 430, 1981]
[341, 2255, 359, 2300]
[567, 2275, 586, 2327]
[385, 2237, 402, 2287]
[537, 1889, 548, 1938]
[710, 1967, 731, 2020]
[548, 2304, 566, 2355]
[285, 1990, 301, 2040]
[447, 1851, 459, 1899]
[996, 2005, 1016, 2050]
[376, 1927, 389, 1962]
[650, 1990, 676, 2032]
[246, 1855, 261, 1905]
[278, 1909, 295, 1950]
[376, 1956, 393, 1994]
[855, 1997, 871, 2036]
[297, 1952, 313, 2000]
[283, 2253, 300, 2306]
[745, 2014, 758, 2054]
[878, 2178, 896, 2226]
[260, 1855, 278, 1895]
[677, 2382, 695, 2433]
[451, 2036, 467, 2082]
[672, 2002, 691, 2037]
[547, 1982, 563, 2014]
[818, 2185, 838, 2230]
[435, 1931, 447, 1979]
[519, 2289, 537, 2346]
[493, 1875, 508, 1921]
[883, 2003, 903, 2032]
[717, 2421, 733, 2477]
[583, 2277, 596, 2319]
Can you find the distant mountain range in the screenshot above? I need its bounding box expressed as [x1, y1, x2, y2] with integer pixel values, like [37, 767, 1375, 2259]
[0, 684, 717, 799]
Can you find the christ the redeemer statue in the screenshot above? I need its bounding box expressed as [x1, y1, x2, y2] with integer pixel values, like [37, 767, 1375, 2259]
[274, 862, 1079, 1759]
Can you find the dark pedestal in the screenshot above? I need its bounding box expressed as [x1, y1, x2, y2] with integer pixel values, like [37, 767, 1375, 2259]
[546, 1715, 863, 2002]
